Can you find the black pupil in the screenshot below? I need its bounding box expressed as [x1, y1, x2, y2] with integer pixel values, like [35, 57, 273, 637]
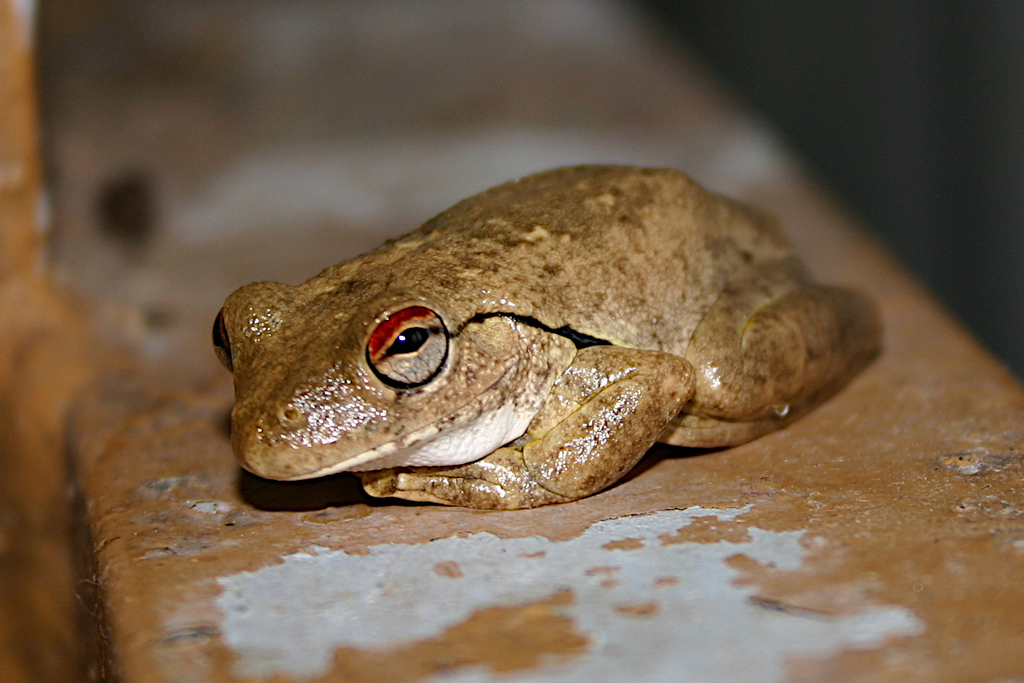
[213, 314, 229, 351]
[212, 310, 234, 371]
[387, 327, 430, 356]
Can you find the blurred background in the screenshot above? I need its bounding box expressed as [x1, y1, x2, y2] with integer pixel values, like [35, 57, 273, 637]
[36, 0, 1024, 378]
[648, 0, 1024, 380]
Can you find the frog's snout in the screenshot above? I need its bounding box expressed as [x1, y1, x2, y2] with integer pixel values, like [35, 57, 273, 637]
[232, 405, 317, 481]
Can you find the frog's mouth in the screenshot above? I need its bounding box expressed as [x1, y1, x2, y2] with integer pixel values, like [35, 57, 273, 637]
[336, 398, 531, 474]
[241, 362, 537, 480]
[264, 400, 533, 480]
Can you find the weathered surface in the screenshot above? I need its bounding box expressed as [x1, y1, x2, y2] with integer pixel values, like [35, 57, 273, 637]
[31, 1, 1024, 681]
[73, 204, 1024, 682]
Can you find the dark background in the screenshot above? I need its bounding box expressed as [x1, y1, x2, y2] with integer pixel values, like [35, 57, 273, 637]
[645, 1, 1024, 379]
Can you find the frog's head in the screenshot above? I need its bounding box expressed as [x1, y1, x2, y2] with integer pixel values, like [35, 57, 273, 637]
[213, 279, 535, 480]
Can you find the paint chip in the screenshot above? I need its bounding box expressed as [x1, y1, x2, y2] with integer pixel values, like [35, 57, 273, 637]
[584, 566, 619, 576]
[434, 561, 463, 579]
[615, 602, 660, 618]
[602, 538, 643, 551]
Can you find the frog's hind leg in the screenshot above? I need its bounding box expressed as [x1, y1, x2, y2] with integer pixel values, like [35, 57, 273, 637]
[660, 257, 881, 448]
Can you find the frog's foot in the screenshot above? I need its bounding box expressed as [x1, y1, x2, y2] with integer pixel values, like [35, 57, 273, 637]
[357, 448, 572, 510]
[661, 257, 881, 448]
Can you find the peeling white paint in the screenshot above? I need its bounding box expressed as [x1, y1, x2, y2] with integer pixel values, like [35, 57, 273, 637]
[216, 507, 923, 681]
[189, 500, 232, 515]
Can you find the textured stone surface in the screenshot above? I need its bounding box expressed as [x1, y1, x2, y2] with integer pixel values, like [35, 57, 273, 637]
[25, 1, 1024, 681]
[71, 219, 1024, 681]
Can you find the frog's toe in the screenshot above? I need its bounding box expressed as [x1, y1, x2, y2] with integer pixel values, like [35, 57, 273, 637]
[356, 462, 570, 509]
[401, 473, 514, 508]
[357, 468, 402, 498]
[359, 467, 512, 508]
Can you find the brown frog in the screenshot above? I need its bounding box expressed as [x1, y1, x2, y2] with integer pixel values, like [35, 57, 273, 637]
[214, 166, 880, 509]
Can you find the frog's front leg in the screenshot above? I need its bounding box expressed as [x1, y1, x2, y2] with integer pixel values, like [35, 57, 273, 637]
[359, 346, 695, 509]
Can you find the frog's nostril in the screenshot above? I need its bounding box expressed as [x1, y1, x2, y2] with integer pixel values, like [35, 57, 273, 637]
[277, 404, 307, 429]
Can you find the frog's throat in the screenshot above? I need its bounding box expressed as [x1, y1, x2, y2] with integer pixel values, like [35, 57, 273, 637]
[284, 398, 534, 478]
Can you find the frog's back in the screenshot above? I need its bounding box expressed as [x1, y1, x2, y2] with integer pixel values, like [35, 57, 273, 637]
[326, 166, 794, 356]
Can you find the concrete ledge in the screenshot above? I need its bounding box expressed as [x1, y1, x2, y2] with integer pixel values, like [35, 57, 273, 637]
[72, 205, 1024, 681]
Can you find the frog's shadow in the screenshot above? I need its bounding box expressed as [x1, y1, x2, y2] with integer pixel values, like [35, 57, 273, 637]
[237, 470, 381, 512]
[236, 445, 709, 512]
[617, 443, 714, 485]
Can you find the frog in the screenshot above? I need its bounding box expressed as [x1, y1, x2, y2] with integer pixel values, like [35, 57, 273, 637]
[213, 165, 880, 509]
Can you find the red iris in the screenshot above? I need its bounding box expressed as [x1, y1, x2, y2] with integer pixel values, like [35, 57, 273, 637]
[367, 306, 438, 361]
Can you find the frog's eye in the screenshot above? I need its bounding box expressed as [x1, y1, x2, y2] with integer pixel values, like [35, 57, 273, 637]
[213, 308, 233, 372]
[367, 306, 448, 389]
